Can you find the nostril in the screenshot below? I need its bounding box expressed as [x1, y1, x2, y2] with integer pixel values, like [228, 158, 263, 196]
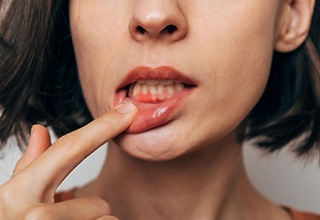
[137, 26, 146, 34]
[164, 25, 177, 34]
[136, 24, 177, 35]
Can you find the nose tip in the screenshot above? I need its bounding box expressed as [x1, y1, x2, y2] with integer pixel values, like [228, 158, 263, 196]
[129, 3, 188, 43]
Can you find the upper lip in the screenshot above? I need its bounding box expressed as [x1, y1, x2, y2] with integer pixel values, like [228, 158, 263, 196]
[116, 66, 197, 91]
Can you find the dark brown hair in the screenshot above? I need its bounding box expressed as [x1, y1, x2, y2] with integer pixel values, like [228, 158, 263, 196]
[245, 3, 320, 156]
[0, 0, 91, 150]
[0, 0, 319, 157]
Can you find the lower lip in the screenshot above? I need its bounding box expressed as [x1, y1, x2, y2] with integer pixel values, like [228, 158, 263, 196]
[115, 89, 193, 133]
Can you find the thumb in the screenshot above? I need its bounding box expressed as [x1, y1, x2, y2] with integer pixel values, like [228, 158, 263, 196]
[13, 125, 51, 176]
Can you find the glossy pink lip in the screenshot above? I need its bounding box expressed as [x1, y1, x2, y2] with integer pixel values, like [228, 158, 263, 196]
[115, 66, 197, 133]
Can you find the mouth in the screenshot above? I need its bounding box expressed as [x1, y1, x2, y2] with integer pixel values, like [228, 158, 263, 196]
[124, 79, 194, 103]
[115, 66, 197, 133]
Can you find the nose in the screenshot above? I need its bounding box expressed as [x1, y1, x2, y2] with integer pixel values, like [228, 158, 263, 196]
[129, 0, 188, 43]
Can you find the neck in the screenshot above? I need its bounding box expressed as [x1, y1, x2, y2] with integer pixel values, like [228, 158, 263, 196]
[79, 134, 291, 220]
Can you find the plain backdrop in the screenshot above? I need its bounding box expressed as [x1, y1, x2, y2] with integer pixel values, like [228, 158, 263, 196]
[1, 137, 320, 213]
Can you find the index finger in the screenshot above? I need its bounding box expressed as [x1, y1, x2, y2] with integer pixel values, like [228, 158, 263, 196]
[22, 102, 137, 195]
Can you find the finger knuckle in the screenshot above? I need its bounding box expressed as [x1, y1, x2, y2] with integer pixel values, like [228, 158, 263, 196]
[23, 206, 53, 220]
[0, 185, 19, 206]
[54, 132, 83, 154]
[55, 133, 78, 147]
[90, 196, 113, 214]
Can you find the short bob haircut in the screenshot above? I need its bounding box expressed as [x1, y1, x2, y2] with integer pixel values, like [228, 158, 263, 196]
[0, 0, 320, 156]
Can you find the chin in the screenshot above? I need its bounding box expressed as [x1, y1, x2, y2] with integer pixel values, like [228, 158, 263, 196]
[111, 122, 197, 162]
[111, 119, 237, 162]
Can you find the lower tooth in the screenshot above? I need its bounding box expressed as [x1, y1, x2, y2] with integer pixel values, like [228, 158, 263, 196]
[133, 83, 141, 96]
[142, 84, 148, 94]
[166, 85, 175, 94]
[149, 85, 157, 95]
[130, 82, 185, 101]
[175, 83, 184, 92]
[157, 84, 164, 93]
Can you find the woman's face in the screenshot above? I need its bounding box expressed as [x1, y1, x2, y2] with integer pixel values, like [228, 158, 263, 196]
[70, 0, 284, 160]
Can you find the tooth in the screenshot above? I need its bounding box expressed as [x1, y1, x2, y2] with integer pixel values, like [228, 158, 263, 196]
[175, 83, 184, 92]
[157, 84, 164, 94]
[145, 80, 159, 85]
[166, 85, 175, 94]
[160, 80, 174, 85]
[131, 80, 186, 101]
[142, 84, 148, 94]
[149, 85, 157, 95]
[133, 83, 141, 97]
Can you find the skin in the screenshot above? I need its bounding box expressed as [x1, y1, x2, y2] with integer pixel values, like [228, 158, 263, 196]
[71, 0, 276, 161]
[0, 0, 315, 219]
[0, 103, 137, 219]
[70, 0, 314, 161]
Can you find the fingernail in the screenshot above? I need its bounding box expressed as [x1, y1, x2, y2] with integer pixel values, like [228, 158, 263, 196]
[114, 102, 137, 114]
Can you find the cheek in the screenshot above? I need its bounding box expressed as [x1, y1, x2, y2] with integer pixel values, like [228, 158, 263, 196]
[203, 4, 275, 100]
[70, 2, 129, 117]
[189, 4, 277, 139]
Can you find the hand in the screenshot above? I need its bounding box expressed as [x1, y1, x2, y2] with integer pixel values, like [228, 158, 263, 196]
[0, 102, 137, 220]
